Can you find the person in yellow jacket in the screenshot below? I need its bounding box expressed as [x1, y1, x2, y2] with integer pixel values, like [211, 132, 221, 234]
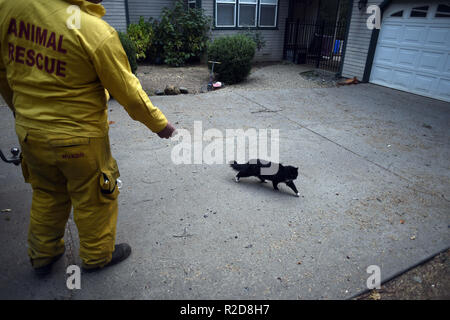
[0, 0, 176, 275]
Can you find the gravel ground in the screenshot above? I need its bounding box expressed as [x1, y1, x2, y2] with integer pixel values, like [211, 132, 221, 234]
[355, 249, 449, 300]
[137, 62, 340, 96]
[219, 62, 340, 92]
[137, 63, 210, 95]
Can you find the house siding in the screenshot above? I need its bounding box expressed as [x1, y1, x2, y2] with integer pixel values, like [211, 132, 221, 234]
[127, 0, 177, 23]
[341, 0, 384, 80]
[102, 0, 128, 32]
[204, 0, 289, 62]
[104, 0, 289, 62]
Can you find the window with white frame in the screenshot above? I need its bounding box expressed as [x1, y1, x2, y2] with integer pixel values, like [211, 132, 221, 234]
[216, 0, 236, 27]
[215, 0, 278, 28]
[239, 0, 257, 27]
[259, 0, 277, 27]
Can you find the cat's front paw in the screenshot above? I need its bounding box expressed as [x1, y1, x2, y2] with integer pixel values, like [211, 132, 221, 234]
[234, 177, 240, 183]
[295, 193, 300, 197]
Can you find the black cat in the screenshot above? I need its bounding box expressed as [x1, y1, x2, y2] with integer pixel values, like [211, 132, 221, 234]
[230, 159, 300, 197]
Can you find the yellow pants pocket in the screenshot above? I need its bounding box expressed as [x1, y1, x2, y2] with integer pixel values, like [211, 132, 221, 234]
[99, 170, 120, 201]
[49, 137, 90, 148]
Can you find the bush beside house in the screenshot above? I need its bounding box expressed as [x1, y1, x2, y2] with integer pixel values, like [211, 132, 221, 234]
[122, 0, 211, 67]
[126, 16, 154, 62]
[207, 34, 256, 85]
[153, 1, 211, 66]
[119, 1, 263, 86]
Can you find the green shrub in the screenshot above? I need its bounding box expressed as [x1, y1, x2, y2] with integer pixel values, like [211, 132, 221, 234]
[146, 18, 162, 63]
[127, 17, 154, 61]
[118, 31, 138, 74]
[207, 34, 256, 84]
[154, 0, 211, 66]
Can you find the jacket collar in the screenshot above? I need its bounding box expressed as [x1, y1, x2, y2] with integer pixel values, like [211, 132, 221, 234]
[63, 0, 106, 18]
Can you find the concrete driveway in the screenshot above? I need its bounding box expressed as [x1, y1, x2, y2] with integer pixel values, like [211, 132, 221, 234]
[0, 84, 449, 299]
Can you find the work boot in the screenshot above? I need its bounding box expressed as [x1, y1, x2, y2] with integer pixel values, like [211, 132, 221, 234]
[82, 243, 132, 273]
[34, 250, 65, 277]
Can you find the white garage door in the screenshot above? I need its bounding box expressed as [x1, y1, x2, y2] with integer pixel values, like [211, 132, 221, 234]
[370, 2, 450, 102]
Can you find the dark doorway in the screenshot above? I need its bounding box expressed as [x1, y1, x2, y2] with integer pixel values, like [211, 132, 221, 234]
[284, 0, 351, 73]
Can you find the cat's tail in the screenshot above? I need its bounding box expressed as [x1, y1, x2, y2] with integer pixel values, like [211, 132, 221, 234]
[229, 161, 247, 171]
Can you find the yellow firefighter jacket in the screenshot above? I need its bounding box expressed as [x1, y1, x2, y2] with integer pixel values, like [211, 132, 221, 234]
[0, 0, 168, 137]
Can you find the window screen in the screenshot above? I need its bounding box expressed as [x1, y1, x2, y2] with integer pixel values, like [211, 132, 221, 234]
[259, 0, 277, 27]
[216, 0, 236, 26]
[239, 0, 257, 27]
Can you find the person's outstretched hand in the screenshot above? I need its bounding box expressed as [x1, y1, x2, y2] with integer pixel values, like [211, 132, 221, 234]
[157, 122, 176, 139]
